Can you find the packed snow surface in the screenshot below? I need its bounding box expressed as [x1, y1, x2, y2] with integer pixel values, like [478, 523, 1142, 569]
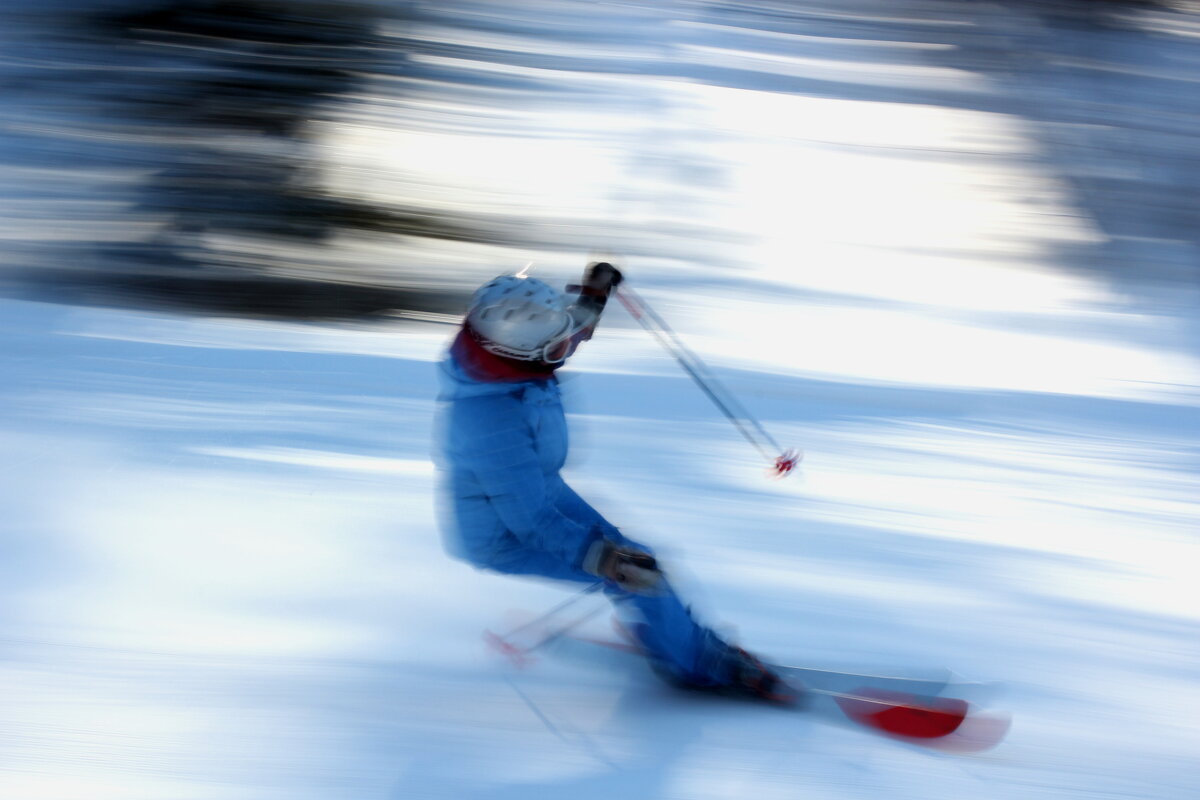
[3, 263, 1197, 798]
[3, 1, 1200, 798]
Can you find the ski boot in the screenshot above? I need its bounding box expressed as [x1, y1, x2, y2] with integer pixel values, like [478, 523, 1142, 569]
[722, 647, 802, 706]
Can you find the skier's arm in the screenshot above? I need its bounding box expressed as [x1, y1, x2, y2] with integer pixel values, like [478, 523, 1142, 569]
[565, 261, 623, 342]
[551, 478, 621, 540]
[453, 396, 599, 566]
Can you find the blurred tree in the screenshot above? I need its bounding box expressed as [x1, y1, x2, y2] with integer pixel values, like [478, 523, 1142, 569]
[12, 0, 507, 316]
[93, 2, 398, 244]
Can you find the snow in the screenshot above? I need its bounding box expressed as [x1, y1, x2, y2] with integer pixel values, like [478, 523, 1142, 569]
[3, 2, 1200, 798]
[2, 276, 1197, 798]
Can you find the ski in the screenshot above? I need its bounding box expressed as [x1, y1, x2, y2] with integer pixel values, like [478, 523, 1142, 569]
[774, 663, 953, 700]
[811, 685, 968, 739]
[566, 635, 972, 740]
[489, 624, 999, 745]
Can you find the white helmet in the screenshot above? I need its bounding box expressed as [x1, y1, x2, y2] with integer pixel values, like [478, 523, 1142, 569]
[466, 275, 585, 363]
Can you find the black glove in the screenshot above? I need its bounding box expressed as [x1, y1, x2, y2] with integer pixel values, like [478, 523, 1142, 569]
[581, 261, 623, 300]
[583, 538, 661, 595]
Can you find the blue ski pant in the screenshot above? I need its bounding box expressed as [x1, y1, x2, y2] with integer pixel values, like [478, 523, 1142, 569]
[478, 536, 731, 687]
[442, 490, 731, 686]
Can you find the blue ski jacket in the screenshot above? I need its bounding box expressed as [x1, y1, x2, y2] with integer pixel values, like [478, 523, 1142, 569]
[434, 350, 621, 580]
[432, 331, 735, 690]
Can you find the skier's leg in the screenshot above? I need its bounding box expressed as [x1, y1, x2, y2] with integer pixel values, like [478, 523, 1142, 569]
[607, 573, 795, 702]
[465, 531, 596, 583]
[455, 520, 727, 678]
[596, 531, 733, 686]
[605, 577, 732, 687]
[600, 533, 795, 702]
[462, 527, 789, 698]
[483, 529, 729, 681]
[549, 479, 622, 541]
[440, 490, 595, 584]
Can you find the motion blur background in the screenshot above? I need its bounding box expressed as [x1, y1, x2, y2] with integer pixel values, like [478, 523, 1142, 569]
[4, 0, 1199, 321]
[3, 1, 1199, 798]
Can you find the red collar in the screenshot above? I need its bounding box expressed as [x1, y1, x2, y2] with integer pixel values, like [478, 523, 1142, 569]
[450, 326, 558, 383]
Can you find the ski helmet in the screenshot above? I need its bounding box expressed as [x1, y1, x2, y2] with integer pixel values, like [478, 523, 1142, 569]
[466, 275, 582, 363]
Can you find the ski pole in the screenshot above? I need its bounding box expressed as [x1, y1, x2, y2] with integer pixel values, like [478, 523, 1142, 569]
[615, 285, 800, 478]
[484, 582, 606, 666]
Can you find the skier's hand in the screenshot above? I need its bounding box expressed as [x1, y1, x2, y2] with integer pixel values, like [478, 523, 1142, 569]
[584, 539, 661, 595]
[608, 548, 660, 594]
[581, 261, 623, 298]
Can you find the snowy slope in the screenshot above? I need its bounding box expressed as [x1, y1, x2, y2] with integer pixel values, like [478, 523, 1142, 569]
[4, 1, 1200, 798]
[1, 275, 1197, 799]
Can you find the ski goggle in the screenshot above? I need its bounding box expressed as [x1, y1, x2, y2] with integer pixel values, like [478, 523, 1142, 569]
[541, 322, 591, 364]
[473, 295, 601, 364]
[540, 299, 606, 363]
[474, 324, 584, 363]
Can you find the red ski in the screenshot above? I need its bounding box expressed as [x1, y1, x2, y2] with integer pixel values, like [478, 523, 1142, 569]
[488, 623, 1007, 749]
[829, 688, 968, 738]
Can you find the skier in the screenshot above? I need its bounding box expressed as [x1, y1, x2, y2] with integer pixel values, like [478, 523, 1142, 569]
[433, 261, 795, 703]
